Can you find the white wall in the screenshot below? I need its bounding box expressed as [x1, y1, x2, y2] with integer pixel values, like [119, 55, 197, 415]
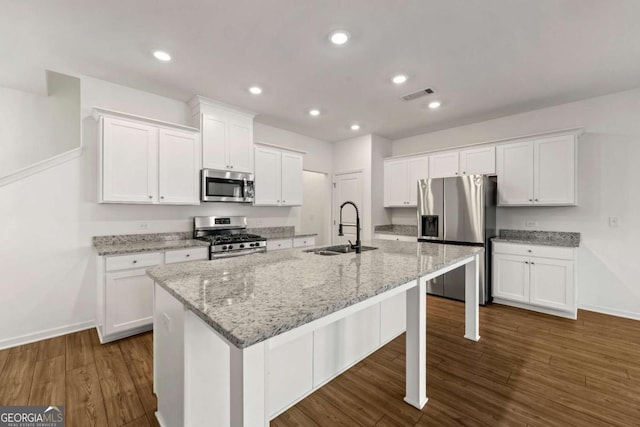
[299, 171, 328, 245]
[0, 71, 80, 177]
[391, 88, 640, 320]
[0, 75, 333, 348]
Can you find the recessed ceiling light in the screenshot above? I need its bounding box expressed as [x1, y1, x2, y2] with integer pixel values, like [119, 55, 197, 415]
[428, 101, 441, 109]
[329, 30, 350, 45]
[392, 74, 407, 84]
[248, 86, 262, 95]
[350, 124, 360, 131]
[153, 50, 172, 62]
[309, 109, 321, 117]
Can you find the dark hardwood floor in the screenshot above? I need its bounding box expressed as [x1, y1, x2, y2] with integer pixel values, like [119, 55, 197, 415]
[1, 297, 639, 426]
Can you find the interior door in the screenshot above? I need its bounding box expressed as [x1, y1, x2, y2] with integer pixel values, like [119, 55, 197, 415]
[333, 171, 363, 244]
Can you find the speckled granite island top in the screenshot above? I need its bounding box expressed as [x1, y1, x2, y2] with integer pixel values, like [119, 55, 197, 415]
[492, 229, 580, 248]
[147, 239, 482, 348]
[93, 232, 210, 256]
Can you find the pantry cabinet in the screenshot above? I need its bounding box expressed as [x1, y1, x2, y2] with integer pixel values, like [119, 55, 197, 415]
[492, 242, 577, 318]
[190, 96, 255, 173]
[254, 145, 304, 206]
[496, 134, 576, 206]
[383, 156, 429, 207]
[95, 108, 200, 205]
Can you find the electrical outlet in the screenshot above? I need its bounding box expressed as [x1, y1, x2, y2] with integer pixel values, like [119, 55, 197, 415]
[609, 216, 620, 228]
[525, 220, 538, 228]
[139, 223, 150, 230]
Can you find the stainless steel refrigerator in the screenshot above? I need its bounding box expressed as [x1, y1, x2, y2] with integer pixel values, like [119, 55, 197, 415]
[417, 175, 497, 304]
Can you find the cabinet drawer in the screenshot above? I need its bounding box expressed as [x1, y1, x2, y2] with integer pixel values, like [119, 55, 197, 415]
[165, 247, 209, 264]
[267, 239, 293, 251]
[293, 237, 315, 248]
[493, 242, 574, 260]
[374, 233, 416, 242]
[106, 252, 161, 271]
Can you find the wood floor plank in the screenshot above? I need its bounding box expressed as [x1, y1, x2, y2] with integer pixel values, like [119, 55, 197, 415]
[66, 330, 95, 371]
[121, 415, 151, 427]
[146, 412, 161, 427]
[271, 406, 321, 427]
[297, 391, 363, 426]
[118, 335, 156, 413]
[66, 365, 109, 427]
[28, 355, 65, 406]
[0, 348, 37, 405]
[0, 349, 9, 376]
[36, 336, 66, 361]
[93, 342, 146, 426]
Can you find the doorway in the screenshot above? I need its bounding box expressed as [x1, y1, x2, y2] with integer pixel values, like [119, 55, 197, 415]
[333, 171, 364, 245]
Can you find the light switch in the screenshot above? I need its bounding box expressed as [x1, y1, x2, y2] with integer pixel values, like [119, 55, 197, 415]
[609, 216, 620, 228]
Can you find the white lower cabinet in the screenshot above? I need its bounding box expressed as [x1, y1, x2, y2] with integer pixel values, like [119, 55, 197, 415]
[492, 242, 577, 318]
[267, 238, 294, 251]
[374, 233, 416, 242]
[293, 236, 316, 248]
[105, 269, 155, 337]
[269, 334, 314, 416]
[97, 247, 208, 343]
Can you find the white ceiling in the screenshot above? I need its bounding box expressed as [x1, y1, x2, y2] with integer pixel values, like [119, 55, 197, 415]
[3, 0, 640, 142]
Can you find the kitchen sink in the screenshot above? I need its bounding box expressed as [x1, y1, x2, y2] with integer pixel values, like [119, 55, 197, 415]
[304, 244, 378, 255]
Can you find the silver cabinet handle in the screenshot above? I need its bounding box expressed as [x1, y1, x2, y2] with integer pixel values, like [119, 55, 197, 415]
[148, 195, 152, 199]
[528, 199, 533, 202]
[230, 165, 234, 169]
[277, 200, 280, 203]
[133, 260, 138, 264]
[531, 262, 535, 265]
[186, 254, 190, 257]
[283, 200, 286, 203]
[524, 261, 529, 264]
[463, 171, 466, 174]
[528, 249, 532, 253]
[161, 196, 164, 200]
[455, 172, 459, 175]
[535, 199, 539, 202]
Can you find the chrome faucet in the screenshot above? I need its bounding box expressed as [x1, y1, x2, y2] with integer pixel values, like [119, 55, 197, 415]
[338, 201, 361, 254]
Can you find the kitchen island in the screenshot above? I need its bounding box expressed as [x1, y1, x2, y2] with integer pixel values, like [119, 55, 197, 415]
[148, 239, 483, 427]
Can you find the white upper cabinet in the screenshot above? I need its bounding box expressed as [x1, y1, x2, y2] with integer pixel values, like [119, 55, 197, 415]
[459, 146, 496, 175]
[158, 129, 200, 204]
[497, 134, 576, 206]
[191, 96, 255, 174]
[254, 145, 304, 206]
[428, 152, 459, 178]
[102, 117, 158, 203]
[96, 109, 200, 205]
[534, 135, 576, 205]
[383, 156, 428, 207]
[496, 141, 534, 205]
[281, 151, 304, 206]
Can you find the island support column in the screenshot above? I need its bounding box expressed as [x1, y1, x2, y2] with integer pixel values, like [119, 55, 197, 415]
[230, 343, 268, 427]
[404, 278, 427, 409]
[464, 254, 481, 341]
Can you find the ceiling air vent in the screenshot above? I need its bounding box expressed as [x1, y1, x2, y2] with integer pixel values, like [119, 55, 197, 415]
[402, 88, 434, 101]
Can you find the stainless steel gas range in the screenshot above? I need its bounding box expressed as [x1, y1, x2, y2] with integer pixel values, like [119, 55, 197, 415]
[193, 216, 267, 259]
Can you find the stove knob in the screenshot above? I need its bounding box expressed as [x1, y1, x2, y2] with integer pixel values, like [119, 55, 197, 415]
[222, 246, 227, 250]
[240, 244, 245, 249]
[228, 245, 234, 250]
[250, 243, 255, 247]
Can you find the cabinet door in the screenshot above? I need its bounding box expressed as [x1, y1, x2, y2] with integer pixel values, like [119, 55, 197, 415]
[281, 151, 304, 206]
[496, 141, 534, 205]
[384, 159, 408, 207]
[534, 135, 576, 205]
[254, 146, 282, 205]
[158, 129, 200, 205]
[492, 253, 529, 302]
[102, 117, 158, 203]
[429, 152, 460, 178]
[459, 146, 496, 175]
[201, 113, 228, 170]
[268, 333, 313, 416]
[105, 268, 154, 336]
[407, 156, 429, 206]
[529, 258, 574, 312]
[228, 115, 253, 173]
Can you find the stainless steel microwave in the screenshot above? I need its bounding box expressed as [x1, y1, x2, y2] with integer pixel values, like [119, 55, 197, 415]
[201, 169, 255, 203]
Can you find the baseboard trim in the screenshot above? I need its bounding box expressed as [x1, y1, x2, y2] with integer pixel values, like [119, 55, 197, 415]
[579, 304, 640, 321]
[492, 298, 577, 320]
[0, 320, 95, 350]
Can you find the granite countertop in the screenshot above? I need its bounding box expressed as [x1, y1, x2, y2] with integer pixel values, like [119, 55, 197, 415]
[93, 232, 210, 256]
[147, 239, 482, 349]
[374, 224, 418, 237]
[247, 226, 318, 240]
[492, 229, 580, 248]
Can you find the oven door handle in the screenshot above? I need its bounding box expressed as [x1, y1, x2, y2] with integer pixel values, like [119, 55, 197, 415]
[210, 248, 266, 259]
